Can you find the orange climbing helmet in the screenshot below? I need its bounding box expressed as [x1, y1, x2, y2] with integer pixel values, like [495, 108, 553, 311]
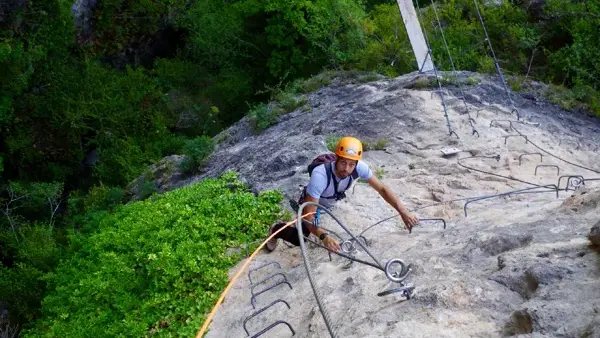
[335, 136, 363, 161]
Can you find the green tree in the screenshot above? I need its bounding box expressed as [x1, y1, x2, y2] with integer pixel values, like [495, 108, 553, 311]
[354, 3, 416, 76]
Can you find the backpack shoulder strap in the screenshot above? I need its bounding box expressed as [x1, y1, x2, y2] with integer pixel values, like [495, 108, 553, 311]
[325, 162, 334, 193]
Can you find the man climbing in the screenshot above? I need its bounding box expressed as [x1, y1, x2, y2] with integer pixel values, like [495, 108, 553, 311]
[265, 136, 419, 253]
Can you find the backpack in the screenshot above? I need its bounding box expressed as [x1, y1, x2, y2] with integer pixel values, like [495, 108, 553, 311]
[297, 153, 359, 205]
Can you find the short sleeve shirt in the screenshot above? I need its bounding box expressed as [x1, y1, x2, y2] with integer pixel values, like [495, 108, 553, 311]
[306, 160, 373, 203]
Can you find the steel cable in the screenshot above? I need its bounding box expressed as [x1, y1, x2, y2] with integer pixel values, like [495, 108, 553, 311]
[472, 0, 519, 120]
[414, 0, 458, 138]
[510, 125, 600, 174]
[296, 201, 389, 338]
[429, 0, 479, 137]
[457, 155, 544, 187]
[471, 1, 600, 163]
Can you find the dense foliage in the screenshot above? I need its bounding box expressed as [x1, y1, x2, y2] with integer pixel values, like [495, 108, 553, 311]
[408, 0, 600, 114]
[22, 172, 285, 337]
[2, 0, 599, 187]
[1, 0, 600, 335]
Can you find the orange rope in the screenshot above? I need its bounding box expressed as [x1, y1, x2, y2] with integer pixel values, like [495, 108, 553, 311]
[195, 212, 315, 338]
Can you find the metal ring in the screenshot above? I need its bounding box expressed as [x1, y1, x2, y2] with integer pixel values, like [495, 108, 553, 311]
[341, 241, 355, 254]
[570, 177, 584, 189]
[385, 259, 411, 283]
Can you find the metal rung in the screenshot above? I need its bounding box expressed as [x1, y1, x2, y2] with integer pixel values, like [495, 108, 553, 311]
[519, 152, 543, 165]
[250, 272, 290, 296]
[250, 320, 295, 338]
[535, 164, 560, 176]
[511, 108, 521, 120]
[409, 218, 447, 233]
[490, 119, 514, 130]
[243, 299, 291, 336]
[250, 280, 293, 309]
[248, 261, 281, 284]
[504, 134, 528, 145]
[557, 175, 585, 191]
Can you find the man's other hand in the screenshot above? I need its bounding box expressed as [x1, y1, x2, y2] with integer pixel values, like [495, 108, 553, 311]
[401, 212, 419, 232]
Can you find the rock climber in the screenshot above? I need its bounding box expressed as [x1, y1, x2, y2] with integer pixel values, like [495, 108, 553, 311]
[265, 136, 419, 253]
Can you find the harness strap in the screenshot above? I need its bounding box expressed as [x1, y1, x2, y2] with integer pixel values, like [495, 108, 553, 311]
[321, 162, 358, 200]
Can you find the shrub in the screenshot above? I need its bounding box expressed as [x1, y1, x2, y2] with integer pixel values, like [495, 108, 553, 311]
[138, 181, 158, 200]
[0, 224, 61, 325]
[358, 73, 381, 83]
[275, 92, 307, 113]
[364, 138, 388, 151]
[83, 185, 125, 212]
[24, 171, 285, 338]
[180, 136, 216, 173]
[247, 103, 281, 133]
[326, 135, 343, 152]
[298, 75, 332, 93]
[154, 135, 187, 158]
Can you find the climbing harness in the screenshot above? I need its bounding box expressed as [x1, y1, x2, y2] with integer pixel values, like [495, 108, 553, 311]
[314, 208, 321, 226]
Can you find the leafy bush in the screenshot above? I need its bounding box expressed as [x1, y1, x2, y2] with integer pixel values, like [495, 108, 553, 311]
[92, 138, 154, 187]
[275, 92, 307, 113]
[326, 135, 342, 152]
[0, 263, 45, 324]
[0, 224, 61, 325]
[83, 186, 125, 212]
[180, 136, 216, 173]
[24, 172, 285, 338]
[364, 138, 388, 151]
[296, 74, 332, 93]
[247, 103, 282, 134]
[153, 58, 208, 92]
[0, 182, 64, 229]
[358, 73, 382, 83]
[152, 134, 188, 158]
[375, 167, 384, 180]
[138, 181, 158, 200]
[86, 0, 186, 58]
[545, 84, 581, 111]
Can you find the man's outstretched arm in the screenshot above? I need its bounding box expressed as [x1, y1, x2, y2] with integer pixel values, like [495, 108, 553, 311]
[365, 175, 419, 230]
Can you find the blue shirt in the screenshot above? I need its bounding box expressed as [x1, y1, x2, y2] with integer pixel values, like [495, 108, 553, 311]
[306, 160, 373, 207]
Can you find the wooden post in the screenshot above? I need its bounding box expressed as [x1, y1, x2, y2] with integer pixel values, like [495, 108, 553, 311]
[396, 0, 434, 72]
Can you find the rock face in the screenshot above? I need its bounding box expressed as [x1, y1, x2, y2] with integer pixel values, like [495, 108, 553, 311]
[126, 155, 186, 201]
[590, 221, 600, 246]
[136, 70, 600, 337]
[166, 71, 600, 207]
